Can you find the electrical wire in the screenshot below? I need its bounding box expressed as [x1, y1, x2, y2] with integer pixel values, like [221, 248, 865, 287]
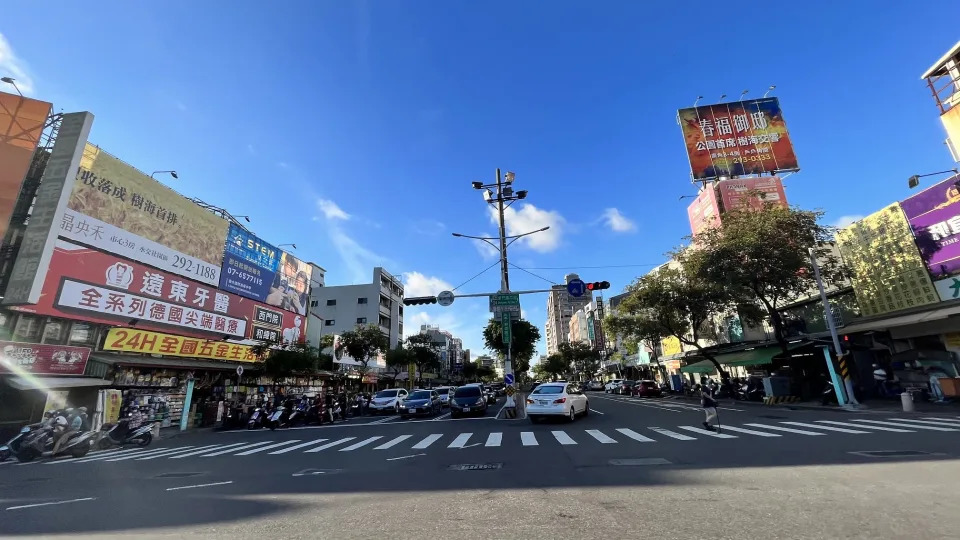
[451, 260, 502, 292]
[508, 262, 560, 286]
[512, 264, 659, 270]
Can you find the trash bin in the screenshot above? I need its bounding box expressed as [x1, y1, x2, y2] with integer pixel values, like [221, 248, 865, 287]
[901, 391, 915, 413]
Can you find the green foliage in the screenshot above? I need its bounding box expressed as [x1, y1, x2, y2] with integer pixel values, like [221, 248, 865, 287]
[476, 365, 495, 382]
[540, 353, 570, 380]
[461, 361, 479, 381]
[384, 345, 412, 379]
[482, 317, 541, 368]
[260, 342, 320, 381]
[334, 324, 389, 374]
[405, 333, 442, 381]
[559, 341, 602, 379]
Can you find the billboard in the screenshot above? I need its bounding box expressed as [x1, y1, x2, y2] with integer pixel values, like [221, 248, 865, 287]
[10, 239, 306, 341]
[61, 143, 229, 286]
[678, 97, 799, 181]
[687, 184, 721, 237]
[0, 341, 90, 376]
[717, 176, 788, 212]
[219, 223, 280, 302]
[0, 92, 52, 240]
[265, 251, 312, 316]
[103, 328, 258, 363]
[899, 173, 960, 280]
[836, 204, 938, 317]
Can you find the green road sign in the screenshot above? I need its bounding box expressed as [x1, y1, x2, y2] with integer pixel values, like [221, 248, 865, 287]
[501, 311, 512, 344]
[493, 294, 520, 306]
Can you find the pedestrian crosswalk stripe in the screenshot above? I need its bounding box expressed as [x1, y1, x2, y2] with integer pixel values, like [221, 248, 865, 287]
[235, 440, 301, 455]
[411, 434, 442, 449]
[304, 437, 356, 452]
[75, 448, 157, 463]
[138, 445, 220, 460]
[448, 433, 472, 448]
[485, 432, 502, 447]
[170, 443, 248, 459]
[106, 446, 197, 461]
[719, 425, 782, 437]
[59, 447, 145, 464]
[817, 420, 915, 432]
[887, 418, 960, 428]
[615, 428, 654, 442]
[270, 438, 328, 454]
[677, 426, 737, 439]
[339, 436, 383, 452]
[585, 429, 617, 443]
[921, 417, 960, 425]
[551, 431, 577, 445]
[743, 423, 825, 436]
[850, 419, 958, 432]
[780, 421, 868, 434]
[374, 435, 411, 450]
[204, 441, 276, 457]
[520, 432, 538, 446]
[649, 427, 695, 440]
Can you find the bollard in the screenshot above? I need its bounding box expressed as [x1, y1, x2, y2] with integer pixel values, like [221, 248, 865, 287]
[901, 391, 915, 413]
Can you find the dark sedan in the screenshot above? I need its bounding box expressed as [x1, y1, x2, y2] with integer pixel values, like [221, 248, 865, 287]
[400, 390, 442, 419]
[450, 385, 489, 418]
[632, 380, 662, 398]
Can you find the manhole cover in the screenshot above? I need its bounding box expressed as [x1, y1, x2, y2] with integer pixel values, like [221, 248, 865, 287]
[608, 458, 672, 466]
[849, 450, 937, 458]
[448, 463, 503, 471]
[153, 472, 204, 479]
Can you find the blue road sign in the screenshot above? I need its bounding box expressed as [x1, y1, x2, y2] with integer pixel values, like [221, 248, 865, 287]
[504, 373, 515, 385]
[567, 278, 586, 297]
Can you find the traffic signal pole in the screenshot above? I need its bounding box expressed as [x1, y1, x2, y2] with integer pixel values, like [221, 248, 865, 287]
[494, 168, 518, 413]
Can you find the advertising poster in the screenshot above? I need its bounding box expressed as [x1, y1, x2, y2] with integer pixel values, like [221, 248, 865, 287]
[836, 204, 939, 316]
[899, 173, 960, 280]
[0, 91, 52, 240]
[219, 223, 280, 302]
[61, 143, 229, 286]
[0, 341, 91, 375]
[717, 176, 788, 212]
[678, 97, 799, 181]
[9, 239, 306, 341]
[660, 336, 682, 357]
[103, 389, 123, 424]
[265, 251, 313, 316]
[687, 184, 721, 237]
[102, 328, 259, 362]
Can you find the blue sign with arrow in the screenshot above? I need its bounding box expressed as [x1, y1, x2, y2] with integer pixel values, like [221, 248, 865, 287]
[504, 373, 515, 385]
[567, 278, 586, 297]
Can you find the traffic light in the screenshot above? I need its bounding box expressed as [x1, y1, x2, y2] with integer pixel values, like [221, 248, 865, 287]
[586, 281, 610, 291]
[403, 296, 437, 306]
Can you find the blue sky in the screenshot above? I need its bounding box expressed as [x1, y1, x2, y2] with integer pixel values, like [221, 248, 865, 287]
[2, 2, 957, 358]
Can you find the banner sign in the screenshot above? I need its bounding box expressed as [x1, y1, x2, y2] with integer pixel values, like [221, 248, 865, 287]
[264, 251, 312, 316]
[717, 176, 788, 212]
[0, 341, 91, 375]
[687, 184, 721, 237]
[10, 239, 306, 341]
[62, 143, 229, 286]
[899, 173, 960, 280]
[103, 328, 259, 363]
[219, 223, 280, 301]
[678, 97, 799, 181]
[0, 92, 52, 241]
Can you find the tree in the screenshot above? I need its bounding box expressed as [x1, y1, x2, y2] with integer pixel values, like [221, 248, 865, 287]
[476, 365, 495, 382]
[461, 361, 479, 382]
[531, 361, 550, 381]
[334, 324, 389, 375]
[256, 342, 320, 387]
[559, 341, 602, 380]
[482, 317, 541, 373]
[405, 333, 442, 383]
[317, 334, 336, 371]
[384, 344, 412, 381]
[541, 353, 570, 380]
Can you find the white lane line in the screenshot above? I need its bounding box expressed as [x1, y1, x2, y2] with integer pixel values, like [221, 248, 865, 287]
[850, 419, 958, 432]
[203, 441, 277, 457]
[780, 421, 869, 434]
[369, 416, 399, 425]
[921, 417, 960, 424]
[169, 443, 249, 459]
[137, 445, 220, 461]
[887, 418, 960, 428]
[269, 438, 328, 454]
[106, 446, 197, 462]
[411, 434, 443, 449]
[588, 409, 605, 415]
[592, 394, 684, 413]
[585, 429, 618, 443]
[743, 423, 825, 436]
[304, 437, 356, 453]
[615, 428, 655, 442]
[386, 453, 426, 461]
[374, 435, 412, 450]
[817, 420, 915, 433]
[677, 426, 738, 439]
[49, 447, 144, 464]
[485, 432, 503, 447]
[551, 431, 577, 445]
[165, 481, 234, 492]
[339, 436, 383, 452]
[448, 433, 473, 448]
[433, 412, 452, 421]
[520, 432, 538, 446]
[235, 440, 302, 455]
[718, 425, 782, 437]
[649, 427, 696, 440]
[6, 497, 96, 511]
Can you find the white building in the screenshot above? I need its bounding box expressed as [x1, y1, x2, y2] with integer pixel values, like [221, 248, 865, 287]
[418, 324, 463, 374]
[305, 262, 327, 349]
[544, 273, 593, 355]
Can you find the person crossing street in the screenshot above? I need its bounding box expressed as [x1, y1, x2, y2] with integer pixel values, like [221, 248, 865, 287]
[701, 382, 719, 432]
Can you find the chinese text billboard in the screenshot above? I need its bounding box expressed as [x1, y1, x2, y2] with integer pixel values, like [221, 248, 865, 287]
[677, 98, 799, 181]
[836, 204, 938, 317]
[62, 143, 229, 286]
[0, 341, 90, 376]
[899, 173, 960, 280]
[219, 223, 281, 302]
[0, 92, 51, 240]
[687, 184, 721, 237]
[265, 251, 312, 316]
[717, 176, 788, 212]
[103, 328, 258, 363]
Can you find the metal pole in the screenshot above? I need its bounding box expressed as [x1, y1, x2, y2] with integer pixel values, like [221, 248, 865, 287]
[496, 168, 510, 293]
[809, 248, 859, 406]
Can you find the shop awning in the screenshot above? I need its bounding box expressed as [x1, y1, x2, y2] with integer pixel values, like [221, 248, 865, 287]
[4, 376, 112, 391]
[680, 360, 717, 374]
[840, 303, 960, 336]
[91, 354, 254, 372]
[715, 341, 812, 367]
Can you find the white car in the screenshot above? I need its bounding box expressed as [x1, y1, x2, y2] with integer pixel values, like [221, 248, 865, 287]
[368, 388, 408, 414]
[604, 380, 623, 393]
[434, 386, 455, 407]
[526, 382, 589, 423]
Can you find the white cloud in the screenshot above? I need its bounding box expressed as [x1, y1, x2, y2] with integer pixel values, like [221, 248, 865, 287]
[174, 100, 187, 112]
[601, 208, 637, 233]
[488, 203, 565, 253]
[411, 219, 445, 236]
[0, 33, 35, 95]
[402, 272, 454, 297]
[317, 198, 351, 221]
[328, 226, 394, 283]
[472, 233, 500, 261]
[832, 215, 864, 229]
[277, 161, 290, 169]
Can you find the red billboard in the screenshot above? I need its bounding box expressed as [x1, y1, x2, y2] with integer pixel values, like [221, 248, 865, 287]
[10, 239, 306, 341]
[0, 341, 90, 376]
[687, 184, 721, 237]
[717, 176, 788, 212]
[0, 92, 52, 240]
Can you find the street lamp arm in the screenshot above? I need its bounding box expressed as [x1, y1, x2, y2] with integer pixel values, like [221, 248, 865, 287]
[505, 226, 550, 248]
[451, 233, 502, 253]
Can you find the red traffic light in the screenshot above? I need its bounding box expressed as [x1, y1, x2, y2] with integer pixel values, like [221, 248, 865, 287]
[586, 281, 610, 291]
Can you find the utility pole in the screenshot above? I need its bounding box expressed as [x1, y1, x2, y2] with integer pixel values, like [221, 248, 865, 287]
[809, 247, 859, 407]
[495, 168, 510, 293]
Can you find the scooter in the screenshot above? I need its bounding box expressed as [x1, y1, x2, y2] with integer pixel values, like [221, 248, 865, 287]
[287, 399, 309, 427]
[247, 406, 266, 430]
[266, 404, 288, 430]
[821, 380, 838, 405]
[13, 417, 96, 462]
[95, 417, 155, 450]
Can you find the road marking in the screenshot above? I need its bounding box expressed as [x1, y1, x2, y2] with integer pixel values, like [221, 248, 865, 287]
[50, 447, 145, 464]
[433, 412, 452, 421]
[921, 417, 960, 425]
[411, 434, 443, 449]
[374, 435, 412, 450]
[615, 428, 655, 442]
[235, 440, 302, 455]
[169, 443, 249, 459]
[137, 445, 220, 461]
[369, 416, 399, 425]
[386, 453, 426, 461]
[850, 419, 958, 432]
[339, 436, 383, 452]
[106, 446, 197, 461]
[887, 418, 960, 428]
[520, 432, 538, 446]
[304, 437, 356, 453]
[649, 427, 696, 440]
[485, 432, 502, 447]
[677, 426, 737, 439]
[780, 421, 868, 434]
[717, 425, 782, 437]
[551, 431, 577, 445]
[588, 409, 605, 415]
[743, 423, 825, 436]
[585, 429, 618, 443]
[203, 441, 277, 457]
[165, 481, 234, 492]
[591, 394, 683, 413]
[448, 433, 473, 448]
[6, 497, 96, 511]
[269, 439, 328, 454]
[817, 420, 914, 433]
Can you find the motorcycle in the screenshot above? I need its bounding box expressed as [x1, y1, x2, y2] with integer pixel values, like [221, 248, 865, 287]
[13, 412, 96, 462]
[286, 399, 309, 427]
[247, 406, 267, 430]
[266, 404, 289, 430]
[95, 416, 155, 450]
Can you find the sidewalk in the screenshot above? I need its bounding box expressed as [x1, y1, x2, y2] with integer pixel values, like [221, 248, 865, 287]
[664, 393, 960, 414]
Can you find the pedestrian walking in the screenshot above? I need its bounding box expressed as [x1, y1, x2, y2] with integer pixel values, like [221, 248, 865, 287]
[701, 383, 719, 432]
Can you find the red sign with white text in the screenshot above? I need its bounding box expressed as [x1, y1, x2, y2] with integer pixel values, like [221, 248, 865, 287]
[10, 240, 306, 341]
[0, 341, 91, 376]
[717, 176, 788, 213]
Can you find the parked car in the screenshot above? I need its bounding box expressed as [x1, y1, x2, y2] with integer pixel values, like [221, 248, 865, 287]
[526, 382, 589, 423]
[616, 380, 637, 395]
[434, 386, 455, 408]
[632, 380, 662, 398]
[585, 380, 604, 391]
[400, 390, 442, 418]
[450, 385, 489, 418]
[604, 379, 624, 393]
[368, 388, 409, 414]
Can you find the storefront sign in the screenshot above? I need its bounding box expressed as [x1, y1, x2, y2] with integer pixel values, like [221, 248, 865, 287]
[252, 325, 281, 343]
[103, 328, 259, 362]
[254, 306, 282, 328]
[0, 341, 91, 375]
[900, 173, 960, 279]
[219, 223, 280, 302]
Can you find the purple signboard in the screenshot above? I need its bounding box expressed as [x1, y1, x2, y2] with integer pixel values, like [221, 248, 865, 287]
[900, 174, 960, 279]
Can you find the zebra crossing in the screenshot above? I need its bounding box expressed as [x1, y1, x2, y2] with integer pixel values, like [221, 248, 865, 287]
[19, 415, 959, 467]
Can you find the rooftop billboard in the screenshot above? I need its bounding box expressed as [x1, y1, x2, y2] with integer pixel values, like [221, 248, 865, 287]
[899, 173, 960, 280]
[717, 176, 788, 212]
[687, 183, 721, 237]
[0, 92, 51, 240]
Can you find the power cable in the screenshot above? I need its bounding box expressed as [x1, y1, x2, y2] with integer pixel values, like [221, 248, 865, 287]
[451, 260, 502, 292]
[508, 262, 561, 286]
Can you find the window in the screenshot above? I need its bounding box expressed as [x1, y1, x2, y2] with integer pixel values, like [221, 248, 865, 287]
[326, 299, 336, 306]
[358, 297, 368, 304]
[13, 315, 42, 342]
[356, 317, 367, 324]
[325, 320, 336, 326]
[68, 322, 98, 347]
[310, 300, 318, 308]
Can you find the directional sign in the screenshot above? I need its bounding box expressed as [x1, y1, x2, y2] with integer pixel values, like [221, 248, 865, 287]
[236, 365, 244, 377]
[501, 311, 512, 344]
[567, 278, 586, 297]
[504, 373, 514, 385]
[437, 290, 455, 307]
[490, 293, 521, 314]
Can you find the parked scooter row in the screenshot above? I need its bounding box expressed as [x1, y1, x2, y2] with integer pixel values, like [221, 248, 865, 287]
[242, 396, 346, 431]
[6, 408, 97, 463]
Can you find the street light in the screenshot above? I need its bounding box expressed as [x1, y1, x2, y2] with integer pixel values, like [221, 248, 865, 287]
[1, 77, 23, 97]
[151, 170, 178, 179]
[908, 169, 959, 189]
[278, 243, 297, 250]
[234, 215, 251, 223]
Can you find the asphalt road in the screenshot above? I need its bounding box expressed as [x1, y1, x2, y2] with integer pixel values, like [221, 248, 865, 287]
[3, 392, 960, 539]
